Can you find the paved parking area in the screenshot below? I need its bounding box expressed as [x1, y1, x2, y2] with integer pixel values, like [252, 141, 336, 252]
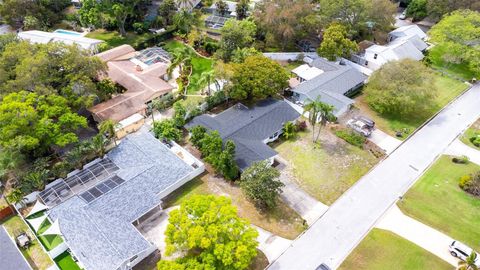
[375, 205, 459, 266]
[368, 129, 402, 154]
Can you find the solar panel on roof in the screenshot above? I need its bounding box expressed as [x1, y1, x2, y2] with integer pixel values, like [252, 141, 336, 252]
[80, 192, 95, 203]
[97, 183, 110, 193]
[88, 187, 103, 198]
[104, 179, 117, 189]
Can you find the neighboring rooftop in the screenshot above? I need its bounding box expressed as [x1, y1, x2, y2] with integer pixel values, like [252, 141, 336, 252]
[187, 99, 300, 169]
[389, 25, 427, 41]
[45, 128, 198, 270]
[89, 45, 174, 122]
[291, 57, 367, 116]
[0, 226, 32, 270]
[17, 30, 103, 51]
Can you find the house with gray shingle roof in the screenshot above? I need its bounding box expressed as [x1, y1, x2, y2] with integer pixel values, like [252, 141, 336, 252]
[186, 99, 300, 170]
[0, 226, 32, 270]
[37, 128, 204, 270]
[289, 57, 367, 116]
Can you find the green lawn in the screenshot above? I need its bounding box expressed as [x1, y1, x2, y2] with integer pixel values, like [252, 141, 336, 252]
[428, 44, 477, 81]
[163, 175, 306, 240]
[339, 229, 453, 270]
[86, 30, 153, 49]
[163, 40, 214, 95]
[273, 126, 378, 205]
[398, 155, 480, 250]
[460, 119, 480, 149]
[54, 251, 82, 270]
[2, 215, 54, 270]
[355, 72, 469, 139]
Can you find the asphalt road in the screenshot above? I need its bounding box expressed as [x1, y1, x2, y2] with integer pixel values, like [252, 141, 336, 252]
[268, 83, 480, 270]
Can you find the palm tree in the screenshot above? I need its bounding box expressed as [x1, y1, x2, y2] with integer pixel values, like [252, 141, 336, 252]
[91, 134, 108, 157]
[99, 119, 119, 146]
[167, 46, 191, 78]
[458, 252, 478, 270]
[198, 70, 216, 96]
[176, 0, 195, 10]
[302, 97, 336, 143]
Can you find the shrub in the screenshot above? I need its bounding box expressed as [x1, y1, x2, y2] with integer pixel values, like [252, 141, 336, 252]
[469, 133, 480, 147]
[153, 119, 182, 141]
[296, 120, 307, 131]
[283, 121, 297, 140]
[205, 90, 226, 110]
[203, 41, 219, 54]
[189, 125, 207, 147]
[452, 155, 469, 164]
[459, 172, 480, 197]
[173, 102, 187, 127]
[335, 129, 366, 148]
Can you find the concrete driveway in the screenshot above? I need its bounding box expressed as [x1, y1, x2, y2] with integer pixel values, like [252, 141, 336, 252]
[255, 225, 292, 263]
[445, 138, 480, 165]
[268, 84, 480, 270]
[375, 205, 459, 266]
[276, 157, 328, 225]
[368, 129, 402, 154]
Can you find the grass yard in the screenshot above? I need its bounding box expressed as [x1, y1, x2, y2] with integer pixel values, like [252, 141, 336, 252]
[398, 155, 480, 250]
[460, 118, 480, 149]
[428, 44, 477, 81]
[2, 215, 54, 270]
[273, 125, 378, 205]
[86, 29, 153, 49]
[163, 174, 306, 240]
[339, 229, 453, 270]
[163, 40, 214, 95]
[355, 73, 469, 139]
[54, 251, 82, 270]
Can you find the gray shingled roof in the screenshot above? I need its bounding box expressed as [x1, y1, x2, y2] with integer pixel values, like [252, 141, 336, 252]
[186, 99, 300, 169]
[0, 226, 32, 270]
[47, 128, 194, 270]
[292, 58, 367, 115]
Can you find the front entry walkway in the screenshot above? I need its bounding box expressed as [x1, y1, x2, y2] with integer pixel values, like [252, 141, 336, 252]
[275, 156, 328, 225]
[254, 225, 292, 263]
[375, 205, 459, 266]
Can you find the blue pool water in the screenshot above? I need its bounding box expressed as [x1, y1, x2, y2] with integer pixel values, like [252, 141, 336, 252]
[53, 29, 82, 36]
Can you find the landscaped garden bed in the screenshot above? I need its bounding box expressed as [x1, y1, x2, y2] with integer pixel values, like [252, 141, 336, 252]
[162, 40, 214, 95]
[272, 122, 379, 205]
[339, 228, 452, 270]
[398, 155, 480, 250]
[460, 118, 480, 149]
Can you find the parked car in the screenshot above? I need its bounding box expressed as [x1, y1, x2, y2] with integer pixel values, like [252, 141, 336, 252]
[356, 116, 375, 129]
[15, 232, 31, 249]
[399, 10, 407, 20]
[347, 119, 372, 137]
[315, 264, 331, 270]
[449, 240, 480, 266]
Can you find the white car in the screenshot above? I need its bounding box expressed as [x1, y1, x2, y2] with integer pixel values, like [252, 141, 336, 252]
[347, 119, 372, 137]
[449, 240, 480, 266]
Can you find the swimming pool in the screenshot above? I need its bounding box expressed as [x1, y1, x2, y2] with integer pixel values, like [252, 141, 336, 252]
[53, 29, 82, 36]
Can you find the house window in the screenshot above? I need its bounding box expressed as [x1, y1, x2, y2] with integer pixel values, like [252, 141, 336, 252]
[373, 54, 378, 60]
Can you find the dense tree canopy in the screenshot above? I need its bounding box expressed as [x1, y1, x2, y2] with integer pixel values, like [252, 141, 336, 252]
[0, 41, 106, 110]
[240, 161, 284, 209]
[318, 0, 396, 36]
[153, 120, 182, 141]
[158, 195, 258, 270]
[0, 91, 87, 154]
[428, 10, 480, 77]
[228, 55, 288, 101]
[364, 60, 438, 118]
[426, 0, 480, 20]
[253, 0, 320, 50]
[317, 23, 358, 61]
[216, 19, 257, 62]
[0, 0, 70, 29]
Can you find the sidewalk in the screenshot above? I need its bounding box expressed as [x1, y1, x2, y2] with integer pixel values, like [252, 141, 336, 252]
[375, 205, 459, 266]
[445, 138, 480, 165]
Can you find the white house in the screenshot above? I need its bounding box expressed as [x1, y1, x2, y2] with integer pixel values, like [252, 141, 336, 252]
[353, 24, 428, 71]
[18, 30, 103, 53]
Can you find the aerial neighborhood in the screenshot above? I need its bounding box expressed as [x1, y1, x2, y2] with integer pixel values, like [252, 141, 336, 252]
[0, 0, 479, 270]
